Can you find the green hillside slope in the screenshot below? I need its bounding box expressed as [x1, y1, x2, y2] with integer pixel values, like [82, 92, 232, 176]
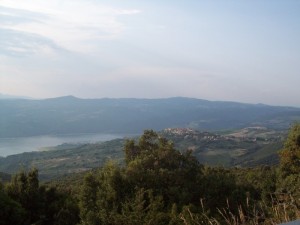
[0, 127, 286, 180]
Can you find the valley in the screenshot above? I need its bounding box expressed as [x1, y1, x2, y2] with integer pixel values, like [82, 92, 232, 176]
[0, 97, 298, 225]
[0, 126, 286, 180]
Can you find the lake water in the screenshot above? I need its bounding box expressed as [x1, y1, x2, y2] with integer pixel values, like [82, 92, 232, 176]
[0, 133, 132, 157]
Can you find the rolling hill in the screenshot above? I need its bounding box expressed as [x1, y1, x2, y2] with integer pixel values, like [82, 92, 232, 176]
[0, 127, 286, 180]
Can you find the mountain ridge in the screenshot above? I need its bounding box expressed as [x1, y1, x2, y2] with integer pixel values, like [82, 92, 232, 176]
[1, 96, 299, 138]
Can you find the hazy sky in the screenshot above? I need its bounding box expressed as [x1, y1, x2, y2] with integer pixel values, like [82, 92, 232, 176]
[0, 0, 299, 106]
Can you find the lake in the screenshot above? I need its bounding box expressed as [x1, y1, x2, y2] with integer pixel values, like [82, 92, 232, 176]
[0, 133, 133, 157]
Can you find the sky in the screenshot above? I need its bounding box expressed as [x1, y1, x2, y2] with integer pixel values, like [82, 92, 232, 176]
[0, 0, 299, 107]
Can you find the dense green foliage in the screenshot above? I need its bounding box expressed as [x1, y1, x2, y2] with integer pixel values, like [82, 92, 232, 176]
[1, 127, 299, 224]
[277, 124, 300, 211]
[280, 124, 300, 175]
[0, 169, 80, 225]
[0, 172, 11, 183]
[77, 128, 299, 224]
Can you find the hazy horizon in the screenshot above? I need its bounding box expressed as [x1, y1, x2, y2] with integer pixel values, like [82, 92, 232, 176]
[1, 1, 299, 107]
[1, 92, 300, 108]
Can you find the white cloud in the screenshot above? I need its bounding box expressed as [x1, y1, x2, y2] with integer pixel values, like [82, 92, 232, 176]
[0, 0, 141, 54]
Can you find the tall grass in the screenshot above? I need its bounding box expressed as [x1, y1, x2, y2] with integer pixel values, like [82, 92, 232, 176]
[179, 194, 299, 225]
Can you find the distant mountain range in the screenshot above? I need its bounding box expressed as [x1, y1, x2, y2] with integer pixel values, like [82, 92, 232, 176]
[1, 96, 300, 138]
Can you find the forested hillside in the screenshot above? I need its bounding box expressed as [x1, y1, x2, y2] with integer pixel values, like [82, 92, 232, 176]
[0, 125, 299, 225]
[1, 96, 300, 138]
[0, 127, 286, 180]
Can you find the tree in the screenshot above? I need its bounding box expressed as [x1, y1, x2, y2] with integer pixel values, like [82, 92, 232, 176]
[0, 190, 26, 225]
[40, 185, 80, 225]
[6, 168, 40, 224]
[4, 168, 80, 225]
[278, 123, 300, 210]
[115, 188, 170, 225]
[79, 161, 126, 225]
[279, 123, 300, 176]
[124, 130, 202, 206]
[79, 172, 101, 225]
